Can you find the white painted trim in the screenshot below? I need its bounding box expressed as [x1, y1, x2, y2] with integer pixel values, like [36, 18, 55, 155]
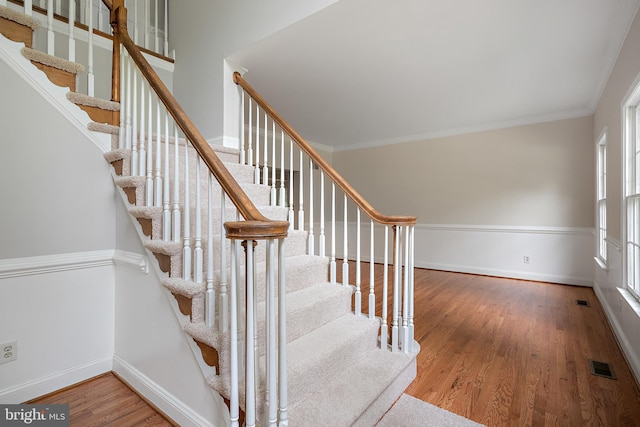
[0, 250, 150, 279]
[0, 33, 112, 152]
[0, 356, 112, 404]
[415, 223, 594, 236]
[332, 111, 594, 152]
[113, 250, 149, 274]
[0, 250, 114, 279]
[112, 355, 215, 427]
[593, 285, 640, 385]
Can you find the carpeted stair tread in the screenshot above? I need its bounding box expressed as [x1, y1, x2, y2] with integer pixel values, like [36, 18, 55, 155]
[67, 92, 120, 110]
[89, 122, 120, 135]
[21, 46, 84, 74]
[162, 277, 206, 297]
[0, 5, 40, 30]
[289, 342, 418, 426]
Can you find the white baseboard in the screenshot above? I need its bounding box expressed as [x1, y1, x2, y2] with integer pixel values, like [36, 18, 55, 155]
[112, 355, 214, 427]
[0, 357, 112, 404]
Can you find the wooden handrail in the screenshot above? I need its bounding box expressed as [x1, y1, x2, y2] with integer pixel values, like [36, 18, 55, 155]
[105, 3, 288, 237]
[233, 72, 417, 227]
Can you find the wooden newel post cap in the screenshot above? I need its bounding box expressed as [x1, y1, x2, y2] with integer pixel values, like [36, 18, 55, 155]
[224, 220, 289, 240]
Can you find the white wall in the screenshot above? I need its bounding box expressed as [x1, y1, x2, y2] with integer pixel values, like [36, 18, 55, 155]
[593, 8, 640, 383]
[169, 0, 338, 144]
[332, 116, 595, 286]
[0, 53, 117, 402]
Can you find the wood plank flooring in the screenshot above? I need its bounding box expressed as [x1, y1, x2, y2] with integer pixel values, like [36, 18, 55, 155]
[27, 372, 174, 426]
[28, 267, 640, 426]
[350, 264, 640, 426]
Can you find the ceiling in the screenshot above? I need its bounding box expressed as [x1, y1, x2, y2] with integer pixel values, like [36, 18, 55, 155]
[229, 0, 640, 151]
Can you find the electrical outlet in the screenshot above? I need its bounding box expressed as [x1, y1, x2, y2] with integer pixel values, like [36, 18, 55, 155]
[1, 341, 17, 364]
[523, 255, 531, 264]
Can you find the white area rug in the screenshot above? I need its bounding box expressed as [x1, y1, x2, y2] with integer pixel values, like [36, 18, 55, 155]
[377, 394, 485, 427]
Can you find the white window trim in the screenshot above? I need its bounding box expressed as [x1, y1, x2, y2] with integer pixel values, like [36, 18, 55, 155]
[622, 74, 640, 300]
[595, 128, 607, 269]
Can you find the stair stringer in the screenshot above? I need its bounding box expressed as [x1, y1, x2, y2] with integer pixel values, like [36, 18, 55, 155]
[0, 32, 111, 152]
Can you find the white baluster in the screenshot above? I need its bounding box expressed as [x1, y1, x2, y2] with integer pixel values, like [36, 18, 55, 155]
[308, 159, 314, 255]
[408, 225, 415, 352]
[354, 208, 361, 315]
[154, 99, 162, 206]
[118, 52, 125, 149]
[138, 78, 146, 176]
[319, 172, 325, 257]
[46, 0, 54, 54]
[342, 194, 349, 286]
[144, 0, 150, 49]
[254, 105, 260, 184]
[182, 139, 192, 280]
[163, 0, 168, 55]
[23, 1, 33, 16]
[194, 157, 203, 283]
[330, 183, 336, 284]
[402, 225, 410, 352]
[55, 0, 60, 15]
[125, 56, 133, 153]
[279, 131, 285, 207]
[68, 0, 75, 62]
[369, 220, 375, 319]
[266, 240, 277, 427]
[79, 0, 86, 32]
[391, 226, 400, 352]
[278, 237, 289, 426]
[172, 125, 180, 241]
[263, 112, 269, 186]
[154, 0, 159, 53]
[133, 0, 139, 44]
[229, 240, 240, 427]
[240, 91, 246, 165]
[381, 225, 389, 349]
[298, 150, 304, 231]
[87, 0, 94, 96]
[206, 172, 215, 328]
[247, 97, 252, 167]
[145, 90, 154, 206]
[131, 67, 139, 176]
[219, 193, 228, 332]
[288, 138, 294, 229]
[271, 121, 277, 205]
[162, 111, 171, 240]
[97, 1, 105, 33]
[245, 240, 256, 427]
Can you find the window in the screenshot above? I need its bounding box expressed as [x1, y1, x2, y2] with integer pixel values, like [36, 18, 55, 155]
[624, 82, 640, 298]
[596, 131, 607, 266]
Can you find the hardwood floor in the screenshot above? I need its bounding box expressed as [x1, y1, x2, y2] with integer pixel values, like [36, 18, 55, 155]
[28, 373, 174, 426]
[27, 267, 640, 426]
[350, 264, 640, 426]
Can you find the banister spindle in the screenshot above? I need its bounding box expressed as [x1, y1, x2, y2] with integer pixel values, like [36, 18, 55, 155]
[118, 51, 125, 148]
[163, 0, 168, 55]
[145, 89, 153, 206]
[254, 104, 260, 184]
[271, 120, 277, 205]
[381, 225, 389, 348]
[23, 1, 32, 16]
[205, 172, 215, 328]
[240, 91, 246, 165]
[298, 149, 304, 231]
[219, 192, 228, 332]
[330, 183, 336, 284]
[244, 240, 257, 427]
[369, 220, 375, 319]
[172, 125, 180, 241]
[247, 97, 253, 167]
[125, 53, 133, 150]
[46, 0, 54, 55]
[144, 0, 150, 49]
[138, 77, 146, 176]
[87, 0, 94, 96]
[131, 67, 139, 176]
[279, 132, 285, 207]
[154, 0, 159, 52]
[308, 158, 314, 255]
[154, 98, 162, 206]
[342, 194, 348, 286]
[354, 208, 361, 315]
[194, 157, 203, 283]
[408, 225, 415, 352]
[278, 237, 289, 425]
[229, 240, 240, 427]
[288, 138, 294, 229]
[68, 0, 75, 62]
[319, 172, 325, 257]
[402, 225, 410, 352]
[391, 226, 400, 352]
[266, 239, 277, 426]
[162, 111, 171, 240]
[182, 139, 191, 280]
[133, 0, 139, 44]
[262, 111, 268, 186]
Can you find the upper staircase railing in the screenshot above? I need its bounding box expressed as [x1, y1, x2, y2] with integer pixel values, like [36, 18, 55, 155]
[104, 2, 289, 426]
[234, 72, 417, 355]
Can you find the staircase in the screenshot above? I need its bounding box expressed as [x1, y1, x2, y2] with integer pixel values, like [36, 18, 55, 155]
[0, 3, 419, 425]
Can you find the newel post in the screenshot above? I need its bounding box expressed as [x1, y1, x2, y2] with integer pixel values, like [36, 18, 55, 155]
[225, 220, 289, 427]
[109, 0, 126, 105]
